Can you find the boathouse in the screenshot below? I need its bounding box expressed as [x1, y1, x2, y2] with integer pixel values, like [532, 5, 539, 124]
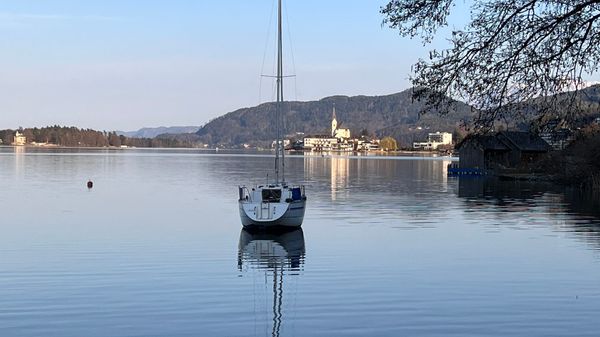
[456, 131, 551, 171]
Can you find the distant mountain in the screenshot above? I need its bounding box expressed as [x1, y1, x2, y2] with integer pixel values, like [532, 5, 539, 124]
[118, 126, 200, 139]
[196, 88, 474, 147]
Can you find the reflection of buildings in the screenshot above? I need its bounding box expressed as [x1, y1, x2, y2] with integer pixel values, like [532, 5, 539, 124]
[304, 153, 455, 200]
[434, 159, 453, 185]
[330, 155, 349, 201]
[303, 153, 350, 201]
[238, 229, 305, 337]
[458, 176, 550, 203]
[457, 177, 600, 237]
[453, 177, 600, 255]
[13, 145, 25, 175]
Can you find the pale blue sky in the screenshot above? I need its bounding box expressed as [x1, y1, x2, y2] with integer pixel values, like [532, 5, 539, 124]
[0, 0, 465, 131]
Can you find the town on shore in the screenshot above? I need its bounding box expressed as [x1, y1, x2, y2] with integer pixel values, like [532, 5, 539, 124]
[3, 105, 600, 192]
[0, 106, 457, 153]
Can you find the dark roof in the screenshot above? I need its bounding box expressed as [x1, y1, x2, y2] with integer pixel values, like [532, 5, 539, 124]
[457, 131, 551, 152]
[497, 131, 551, 152]
[456, 134, 509, 151]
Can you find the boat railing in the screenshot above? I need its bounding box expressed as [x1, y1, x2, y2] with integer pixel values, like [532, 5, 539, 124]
[238, 186, 253, 202]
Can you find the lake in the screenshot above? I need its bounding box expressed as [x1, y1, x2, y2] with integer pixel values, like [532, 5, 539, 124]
[1, 147, 600, 336]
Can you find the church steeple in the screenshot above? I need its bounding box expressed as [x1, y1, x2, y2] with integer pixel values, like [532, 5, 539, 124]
[331, 104, 338, 137]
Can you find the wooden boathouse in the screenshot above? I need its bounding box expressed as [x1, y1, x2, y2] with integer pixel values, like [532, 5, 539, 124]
[454, 131, 551, 174]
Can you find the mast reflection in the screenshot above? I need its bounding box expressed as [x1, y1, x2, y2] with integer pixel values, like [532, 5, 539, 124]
[238, 228, 305, 337]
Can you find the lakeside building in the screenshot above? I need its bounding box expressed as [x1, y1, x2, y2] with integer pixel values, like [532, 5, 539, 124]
[303, 135, 339, 151]
[13, 131, 26, 146]
[455, 131, 551, 172]
[538, 119, 574, 150]
[331, 105, 350, 140]
[303, 105, 377, 152]
[413, 132, 453, 150]
[271, 139, 291, 148]
[355, 138, 380, 151]
[303, 105, 353, 152]
[539, 128, 573, 150]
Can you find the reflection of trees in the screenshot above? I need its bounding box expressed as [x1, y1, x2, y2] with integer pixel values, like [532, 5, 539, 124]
[238, 229, 305, 337]
[457, 177, 600, 247]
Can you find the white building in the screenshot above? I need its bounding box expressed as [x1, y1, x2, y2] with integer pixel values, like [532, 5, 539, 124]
[331, 105, 351, 139]
[413, 132, 452, 150]
[13, 131, 26, 146]
[303, 105, 384, 152]
[356, 138, 380, 151]
[304, 105, 353, 152]
[271, 139, 291, 148]
[303, 136, 338, 151]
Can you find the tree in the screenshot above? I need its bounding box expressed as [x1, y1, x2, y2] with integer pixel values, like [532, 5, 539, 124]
[382, 0, 600, 129]
[380, 136, 398, 151]
[108, 132, 121, 147]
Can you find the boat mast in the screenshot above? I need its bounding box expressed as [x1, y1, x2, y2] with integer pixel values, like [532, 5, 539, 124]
[275, 0, 285, 184]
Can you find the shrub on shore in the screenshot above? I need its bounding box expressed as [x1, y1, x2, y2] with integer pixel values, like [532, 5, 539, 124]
[559, 126, 600, 191]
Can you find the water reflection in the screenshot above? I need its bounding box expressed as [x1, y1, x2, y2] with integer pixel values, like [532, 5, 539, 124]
[458, 177, 600, 247]
[237, 229, 305, 337]
[302, 153, 455, 201]
[13, 146, 25, 175]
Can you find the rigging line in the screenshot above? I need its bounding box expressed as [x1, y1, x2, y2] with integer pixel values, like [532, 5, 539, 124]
[271, 268, 278, 337]
[276, 267, 284, 337]
[283, 0, 298, 102]
[271, 37, 278, 145]
[253, 261, 258, 337]
[265, 271, 269, 337]
[276, 0, 284, 183]
[259, 0, 277, 105]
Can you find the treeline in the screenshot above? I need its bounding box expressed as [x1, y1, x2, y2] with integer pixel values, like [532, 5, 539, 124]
[0, 126, 199, 148]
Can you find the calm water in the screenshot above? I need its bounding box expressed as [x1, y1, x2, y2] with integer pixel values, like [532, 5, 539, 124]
[1, 147, 600, 336]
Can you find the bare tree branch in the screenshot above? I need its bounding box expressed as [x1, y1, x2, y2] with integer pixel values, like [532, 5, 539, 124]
[382, 0, 600, 130]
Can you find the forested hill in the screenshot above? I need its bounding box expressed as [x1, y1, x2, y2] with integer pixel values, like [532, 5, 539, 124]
[196, 88, 474, 147]
[0, 126, 197, 148]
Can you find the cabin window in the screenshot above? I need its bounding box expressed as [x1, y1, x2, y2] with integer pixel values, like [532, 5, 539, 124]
[262, 189, 281, 202]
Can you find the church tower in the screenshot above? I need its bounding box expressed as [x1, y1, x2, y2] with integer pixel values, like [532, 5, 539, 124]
[331, 104, 338, 137]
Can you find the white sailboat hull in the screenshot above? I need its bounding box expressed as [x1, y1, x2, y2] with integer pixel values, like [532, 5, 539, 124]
[239, 199, 306, 228]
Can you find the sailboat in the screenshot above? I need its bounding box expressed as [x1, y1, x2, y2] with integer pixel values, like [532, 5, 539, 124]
[238, 0, 306, 229]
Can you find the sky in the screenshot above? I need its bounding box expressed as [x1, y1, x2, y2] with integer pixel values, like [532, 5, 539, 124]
[0, 0, 466, 131]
